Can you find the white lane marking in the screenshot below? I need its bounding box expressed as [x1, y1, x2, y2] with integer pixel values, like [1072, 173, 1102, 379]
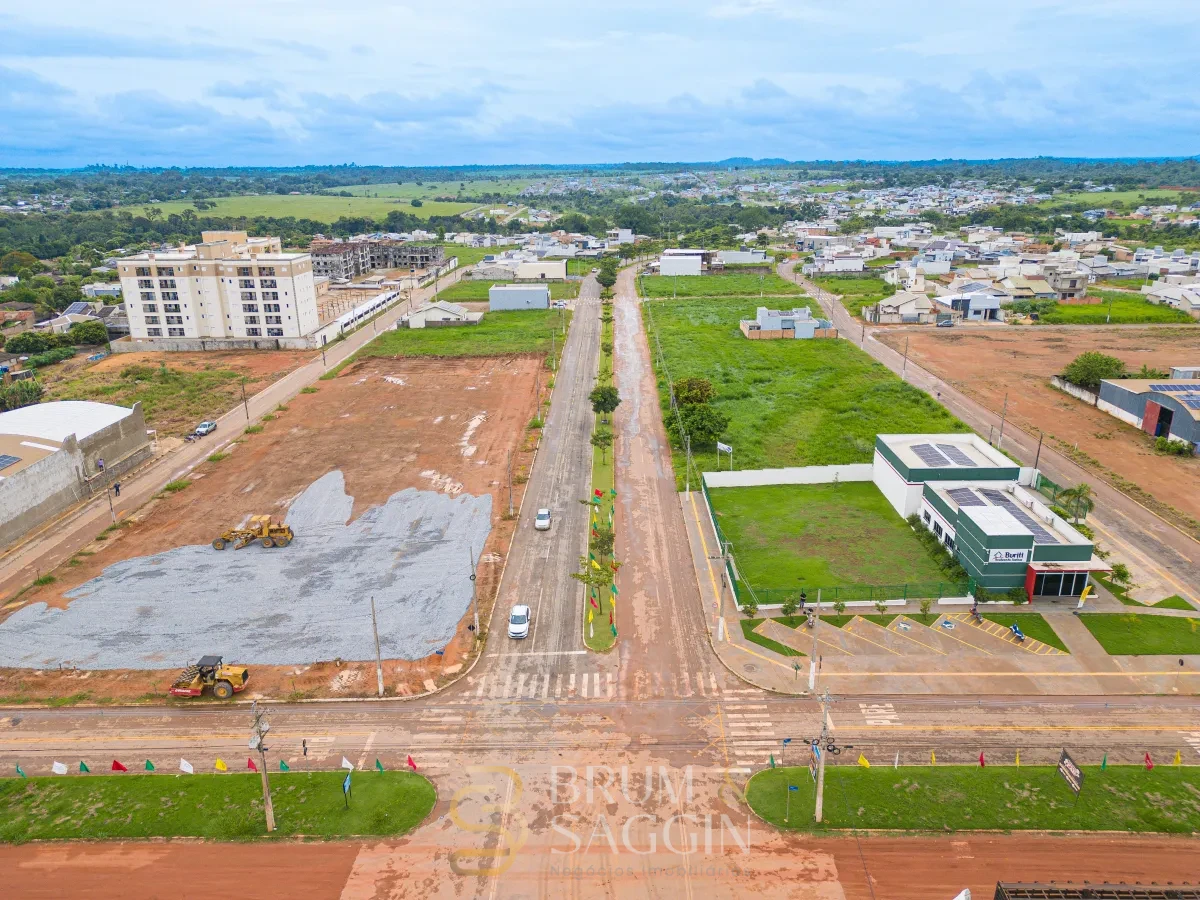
[502, 672, 514, 699]
[607, 672, 615, 699]
[710, 673, 719, 694]
[542, 673, 551, 700]
[515, 673, 527, 699]
[555, 673, 563, 699]
[568, 673, 576, 696]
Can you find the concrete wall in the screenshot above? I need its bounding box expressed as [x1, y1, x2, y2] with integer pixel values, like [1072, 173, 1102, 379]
[78, 402, 152, 476]
[489, 285, 550, 310]
[703, 464, 872, 489]
[660, 256, 702, 276]
[111, 335, 317, 353]
[1050, 376, 1099, 406]
[0, 436, 87, 548]
[872, 449, 925, 517]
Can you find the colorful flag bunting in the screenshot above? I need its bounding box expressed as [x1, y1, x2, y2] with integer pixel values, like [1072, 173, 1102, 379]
[587, 608, 594, 623]
[79, 761, 90, 773]
[214, 759, 228, 772]
[52, 761, 68, 775]
[1145, 752, 1154, 770]
[1015, 750, 1020, 767]
[1174, 750, 1182, 766]
[857, 753, 870, 769]
[594, 489, 603, 498]
[930, 750, 936, 765]
[376, 759, 385, 773]
[769, 755, 776, 769]
[589, 596, 598, 609]
[247, 757, 258, 772]
[894, 751, 899, 769]
[611, 624, 617, 637]
[280, 760, 290, 772]
[407, 755, 418, 771]
[610, 488, 617, 498]
[15, 764, 26, 778]
[609, 611, 613, 624]
[341, 757, 355, 771]
[1101, 753, 1107, 771]
[112, 760, 128, 773]
[978, 752, 986, 767]
[179, 759, 194, 775]
[144, 760, 155, 771]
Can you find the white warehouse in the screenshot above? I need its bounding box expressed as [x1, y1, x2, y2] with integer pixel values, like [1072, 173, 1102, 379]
[489, 284, 550, 310]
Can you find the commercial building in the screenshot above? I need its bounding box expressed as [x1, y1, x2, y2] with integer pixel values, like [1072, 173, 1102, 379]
[1096, 378, 1200, 448]
[0, 400, 152, 548]
[117, 231, 319, 344]
[489, 284, 550, 311]
[310, 239, 444, 280]
[657, 249, 717, 276]
[873, 434, 1107, 600]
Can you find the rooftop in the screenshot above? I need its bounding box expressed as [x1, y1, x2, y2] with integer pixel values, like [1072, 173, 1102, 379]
[932, 481, 1089, 546]
[0, 400, 135, 444]
[880, 433, 1013, 471]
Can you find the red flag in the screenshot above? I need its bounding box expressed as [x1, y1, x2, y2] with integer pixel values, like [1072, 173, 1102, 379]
[978, 751, 986, 767]
[1145, 752, 1154, 770]
[589, 596, 598, 609]
[407, 755, 418, 771]
[594, 489, 603, 498]
[609, 611, 613, 625]
[111, 760, 128, 773]
[247, 757, 258, 772]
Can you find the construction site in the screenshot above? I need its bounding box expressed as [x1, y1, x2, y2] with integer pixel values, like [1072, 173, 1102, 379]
[0, 354, 544, 701]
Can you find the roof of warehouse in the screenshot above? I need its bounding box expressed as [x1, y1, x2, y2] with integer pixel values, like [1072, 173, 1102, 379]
[0, 401, 134, 443]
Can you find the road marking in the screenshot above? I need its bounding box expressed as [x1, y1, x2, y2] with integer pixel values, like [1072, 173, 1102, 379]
[356, 731, 376, 771]
[490, 650, 588, 658]
[541, 673, 550, 700]
[555, 673, 563, 699]
[582, 672, 589, 698]
[515, 673, 527, 699]
[1182, 732, 1200, 758]
[859, 702, 900, 726]
[475, 676, 488, 698]
[568, 673, 576, 697]
[607, 672, 615, 699]
[710, 673, 719, 694]
[502, 672, 513, 699]
[696, 672, 707, 697]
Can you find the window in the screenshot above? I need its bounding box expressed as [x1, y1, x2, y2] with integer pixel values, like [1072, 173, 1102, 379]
[264, 303, 280, 313]
[922, 511, 931, 525]
[156, 267, 175, 277]
[242, 304, 259, 313]
[259, 279, 277, 289]
[932, 521, 943, 538]
[168, 327, 185, 337]
[246, 328, 261, 336]
[146, 327, 162, 336]
[135, 266, 151, 277]
[144, 316, 160, 325]
[257, 267, 275, 277]
[262, 291, 278, 302]
[143, 303, 158, 312]
[140, 292, 155, 302]
[137, 279, 154, 289]
[164, 304, 181, 313]
[244, 316, 260, 325]
[265, 315, 281, 325]
[166, 315, 183, 325]
[237, 267, 252, 277]
[944, 536, 954, 551]
[239, 279, 255, 289]
[162, 292, 179, 302]
[158, 279, 176, 289]
[241, 292, 256, 302]
[267, 327, 283, 337]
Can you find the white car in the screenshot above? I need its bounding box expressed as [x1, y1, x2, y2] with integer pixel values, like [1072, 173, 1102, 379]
[534, 508, 552, 531]
[508, 604, 531, 639]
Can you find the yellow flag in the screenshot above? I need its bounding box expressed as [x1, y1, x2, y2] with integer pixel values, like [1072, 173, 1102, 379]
[1015, 750, 1020, 767]
[1174, 750, 1182, 766]
[214, 758, 228, 772]
[857, 753, 870, 769]
[591, 559, 601, 570]
[930, 750, 936, 765]
[587, 608, 593, 623]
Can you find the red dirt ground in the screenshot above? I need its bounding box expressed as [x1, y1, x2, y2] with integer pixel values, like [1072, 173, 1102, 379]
[877, 325, 1200, 521]
[0, 355, 544, 703]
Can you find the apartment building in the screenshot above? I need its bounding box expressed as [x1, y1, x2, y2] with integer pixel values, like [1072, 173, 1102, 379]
[310, 239, 444, 279]
[117, 231, 318, 342]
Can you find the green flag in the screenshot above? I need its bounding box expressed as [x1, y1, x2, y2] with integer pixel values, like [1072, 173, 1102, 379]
[611, 624, 617, 637]
[588, 551, 597, 564]
[610, 583, 618, 595]
[280, 760, 290, 772]
[15, 764, 25, 778]
[144, 760, 155, 772]
[769, 755, 776, 769]
[610, 488, 617, 498]
[1101, 754, 1107, 771]
[375, 759, 384, 773]
[79, 761, 90, 773]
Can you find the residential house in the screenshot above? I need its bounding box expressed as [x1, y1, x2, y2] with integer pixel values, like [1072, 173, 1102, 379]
[739, 306, 834, 339]
[403, 301, 483, 329]
[1143, 283, 1200, 320]
[1043, 265, 1088, 301]
[865, 290, 935, 324]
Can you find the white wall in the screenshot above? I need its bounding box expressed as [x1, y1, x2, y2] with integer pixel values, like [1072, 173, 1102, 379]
[661, 256, 702, 276]
[1098, 397, 1142, 429]
[872, 449, 924, 517]
[703, 464, 873, 488]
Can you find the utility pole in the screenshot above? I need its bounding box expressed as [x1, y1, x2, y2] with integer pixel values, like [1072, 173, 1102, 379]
[241, 381, 250, 420]
[997, 392, 1009, 451]
[1033, 431, 1044, 470]
[506, 450, 514, 517]
[901, 336, 910, 381]
[468, 546, 479, 637]
[814, 689, 833, 824]
[370, 596, 384, 698]
[248, 702, 276, 833]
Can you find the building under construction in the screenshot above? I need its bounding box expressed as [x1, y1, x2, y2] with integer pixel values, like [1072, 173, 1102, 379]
[310, 240, 445, 279]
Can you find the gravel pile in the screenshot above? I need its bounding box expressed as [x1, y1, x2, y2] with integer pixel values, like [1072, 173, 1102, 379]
[0, 471, 492, 669]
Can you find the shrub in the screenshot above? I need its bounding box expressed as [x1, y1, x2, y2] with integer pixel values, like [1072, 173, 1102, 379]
[66, 319, 109, 346]
[741, 597, 759, 618]
[1061, 351, 1125, 391]
[672, 376, 716, 406]
[206, 452, 229, 463]
[5, 330, 56, 354]
[1110, 562, 1133, 586]
[300, 386, 319, 394]
[1154, 436, 1193, 456]
[244, 424, 264, 434]
[25, 347, 75, 368]
[1006, 586, 1028, 605]
[163, 479, 191, 493]
[973, 584, 992, 603]
[0, 379, 43, 412]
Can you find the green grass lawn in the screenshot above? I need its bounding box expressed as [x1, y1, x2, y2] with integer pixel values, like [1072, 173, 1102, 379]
[812, 274, 897, 318]
[980, 613, 1069, 652]
[351, 309, 570, 361]
[445, 245, 502, 267]
[585, 312, 617, 653]
[640, 273, 804, 298]
[1153, 595, 1198, 611]
[747, 765, 1200, 833]
[740, 619, 804, 657]
[435, 280, 579, 302]
[129, 194, 477, 223]
[1039, 189, 1194, 209]
[0, 771, 435, 842]
[1079, 613, 1200, 655]
[710, 483, 950, 593]
[644, 296, 966, 483]
[1037, 291, 1194, 325]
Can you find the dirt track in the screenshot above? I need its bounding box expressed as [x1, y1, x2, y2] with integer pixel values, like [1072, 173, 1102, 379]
[876, 326, 1200, 521]
[0, 355, 542, 701]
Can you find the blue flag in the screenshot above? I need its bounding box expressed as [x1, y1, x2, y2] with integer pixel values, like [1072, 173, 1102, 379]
[343, 772, 352, 794]
[788, 785, 799, 792]
[782, 738, 792, 745]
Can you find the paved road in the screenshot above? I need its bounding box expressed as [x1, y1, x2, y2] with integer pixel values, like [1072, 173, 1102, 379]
[782, 261, 1200, 606]
[0, 269, 465, 602]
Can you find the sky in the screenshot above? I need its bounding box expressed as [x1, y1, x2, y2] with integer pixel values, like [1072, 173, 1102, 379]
[2, 0, 1198, 168]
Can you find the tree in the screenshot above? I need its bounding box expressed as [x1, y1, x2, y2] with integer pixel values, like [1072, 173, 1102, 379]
[780, 593, 799, 617]
[410, 199, 423, 208]
[1059, 482, 1095, 522]
[1061, 351, 1125, 391]
[670, 403, 730, 447]
[588, 384, 621, 423]
[919, 597, 933, 622]
[5, 331, 56, 354]
[1110, 562, 1133, 586]
[596, 267, 617, 289]
[833, 599, 847, 617]
[600, 340, 613, 356]
[67, 319, 109, 346]
[590, 522, 616, 559]
[0, 379, 43, 412]
[874, 599, 888, 616]
[0, 250, 42, 275]
[672, 376, 715, 406]
[590, 426, 614, 463]
[741, 595, 759, 618]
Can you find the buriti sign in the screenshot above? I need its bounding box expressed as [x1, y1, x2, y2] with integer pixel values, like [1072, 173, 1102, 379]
[989, 548, 1030, 564]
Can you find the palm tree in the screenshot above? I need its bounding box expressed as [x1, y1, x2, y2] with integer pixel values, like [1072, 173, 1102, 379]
[1059, 483, 1095, 522]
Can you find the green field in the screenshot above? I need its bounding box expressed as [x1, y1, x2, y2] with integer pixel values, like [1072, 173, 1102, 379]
[1037, 291, 1193, 325]
[644, 296, 967, 481]
[339, 178, 534, 200]
[435, 280, 579, 302]
[710, 483, 947, 591]
[980, 613, 1069, 652]
[640, 273, 804, 298]
[349, 309, 570, 362]
[812, 274, 897, 318]
[1079, 612, 1200, 655]
[132, 194, 477, 223]
[746, 765, 1200, 833]
[1039, 189, 1195, 209]
[0, 771, 435, 842]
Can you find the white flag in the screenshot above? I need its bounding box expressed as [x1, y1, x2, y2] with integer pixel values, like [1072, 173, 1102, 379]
[179, 758, 194, 774]
[341, 757, 355, 771]
[716, 441, 732, 454]
[51, 761, 68, 775]
[894, 751, 899, 769]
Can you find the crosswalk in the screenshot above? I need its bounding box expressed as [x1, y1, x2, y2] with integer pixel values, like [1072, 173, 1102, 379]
[725, 702, 781, 771]
[454, 669, 763, 703]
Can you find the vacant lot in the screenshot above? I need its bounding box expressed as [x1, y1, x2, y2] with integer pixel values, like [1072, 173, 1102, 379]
[435, 280, 579, 302]
[0, 355, 541, 699]
[130, 194, 476, 222]
[1079, 613, 1200, 655]
[645, 296, 967, 482]
[0, 771, 434, 841]
[640, 273, 804, 298]
[875, 326, 1200, 522]
[1039, 292, 1193, 325]
[42, 350, 307, 436]
[710, 483, 947, 592]
[354, 309, 570, 361]
[813, 274, 897, 318]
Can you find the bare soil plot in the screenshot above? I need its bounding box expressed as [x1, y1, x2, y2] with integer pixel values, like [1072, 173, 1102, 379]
[876, 326, 1200, 521]
[0, 355, 542, 701]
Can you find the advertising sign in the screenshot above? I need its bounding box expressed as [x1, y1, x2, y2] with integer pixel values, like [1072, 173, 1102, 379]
[989, 548, 1030, 564]
[1056, 749, 1084, 796]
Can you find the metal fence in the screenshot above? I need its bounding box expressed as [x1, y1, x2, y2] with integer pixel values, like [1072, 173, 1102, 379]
[748, 582, 971, 606]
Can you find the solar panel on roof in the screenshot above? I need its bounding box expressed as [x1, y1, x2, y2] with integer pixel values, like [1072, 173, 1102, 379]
[911, 443, 951, 467]
[979, 488, 1057, 544]
[63, 301, 90, 316]
[947, 487, 986, 507]
[1183, 397, 1200, 410]
[937, 443, 977, 467]
[0, 454, 21, 471]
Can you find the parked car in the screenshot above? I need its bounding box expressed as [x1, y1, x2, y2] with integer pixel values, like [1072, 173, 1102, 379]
[508, 604, 532, 639]
[194, 421, 218, 436]
[936, 320, 954, 328]
[534, 508, 552, 531]
[553, 300, 568, 309]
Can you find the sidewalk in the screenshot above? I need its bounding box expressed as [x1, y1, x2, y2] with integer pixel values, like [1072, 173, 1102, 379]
[680, 491, 1200, 697]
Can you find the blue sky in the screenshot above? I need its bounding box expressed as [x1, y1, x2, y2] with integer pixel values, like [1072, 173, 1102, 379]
[1, 1, 1197, 167]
